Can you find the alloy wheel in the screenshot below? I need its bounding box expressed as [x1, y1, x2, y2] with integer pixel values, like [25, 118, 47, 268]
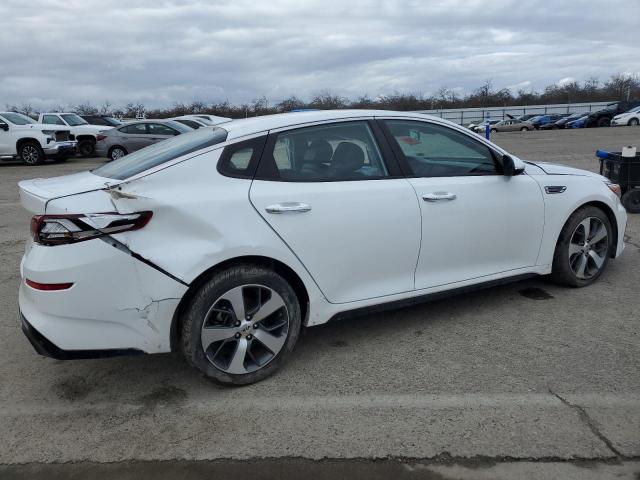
[111, 148, 125, 160]
[568, 217, 608, 279]
[21, 145, 40, 164]
[200, 284, 289, 374]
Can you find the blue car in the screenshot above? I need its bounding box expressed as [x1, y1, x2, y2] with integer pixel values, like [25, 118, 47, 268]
[529, 114, 565, 129]
[566, 115, 588, 129]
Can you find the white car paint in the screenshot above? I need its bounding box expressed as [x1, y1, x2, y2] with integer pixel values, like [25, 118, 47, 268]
[37, 113, 111, 139]
[611, 106, 640, 126]
[0, 112, 76, 161]
[17, 109, 627, 359]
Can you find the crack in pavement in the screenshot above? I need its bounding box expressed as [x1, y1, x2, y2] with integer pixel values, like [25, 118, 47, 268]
[550, 389, 624, 459]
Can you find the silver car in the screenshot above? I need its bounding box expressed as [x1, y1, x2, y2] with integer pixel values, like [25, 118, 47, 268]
[95, 119, 193, 161]
[482, 119, 533, 133]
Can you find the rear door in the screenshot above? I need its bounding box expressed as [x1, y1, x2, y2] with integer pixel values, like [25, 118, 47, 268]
[147, 123, 179, 144]
[121, 123, 151, 152]
[249, 120, 421, 304]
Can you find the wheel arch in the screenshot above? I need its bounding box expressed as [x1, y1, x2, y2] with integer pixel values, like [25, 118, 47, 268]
[560, 201, 618, 258]
[16, 137, 42, 151]
[169, 255, 310, 352]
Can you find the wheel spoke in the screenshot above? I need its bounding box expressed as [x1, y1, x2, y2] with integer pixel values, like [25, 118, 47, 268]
[227, 338, 248, 374]
[252, 295, 285, 322]
[578, 218, 591, 240]
[588, 250, 605, 269]
[221, 287, 246, 322]
[253, 328, 286, 354]
[574, 255, 587, 278]
[590, 224, 607, 244]
[568, 242, 582, 256]
[201, 326, 236, 351]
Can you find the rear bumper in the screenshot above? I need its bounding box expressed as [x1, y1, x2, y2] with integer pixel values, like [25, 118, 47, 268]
[19, 238, 187, 354]
[21, 313, 143, 360]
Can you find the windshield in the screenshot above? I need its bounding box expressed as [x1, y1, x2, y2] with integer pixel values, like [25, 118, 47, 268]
[61, 114, 89, 126]
[93, 126, 228, 180]
[103, 117, 123, 126]
[625, 106, 640, 114]
[0, 112, 36, 125]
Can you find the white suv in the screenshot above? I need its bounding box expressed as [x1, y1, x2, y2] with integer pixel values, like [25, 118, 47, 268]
[38, 113, 112, 157]
[0, 112, 77, 165]
[18, 110, 627, 385]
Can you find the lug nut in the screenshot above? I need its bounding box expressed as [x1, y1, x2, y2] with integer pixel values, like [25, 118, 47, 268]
[235, 321, 241, 327]
[235, 332, 241, 339]
[246, 315, 252, 320]
[253, 324, 258, 329]
[247, 334, 253, 340]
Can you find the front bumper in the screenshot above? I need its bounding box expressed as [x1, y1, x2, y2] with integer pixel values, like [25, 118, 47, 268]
[43, 140, 77, 156]
[611, 118, 627, 126]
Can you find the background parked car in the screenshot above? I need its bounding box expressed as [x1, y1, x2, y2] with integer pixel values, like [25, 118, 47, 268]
[566, 115, 589, 128]
[193, 114, 231, 125]
[585, 101, 640, 127]
[488, 119, 533, 132]
[38, 112, 112, 157]
[80, 115, 123, 127]
[539, 112, 584, 130]
[94, 119, 193, 161]
[0, 112, 76, 165]
[611, 106, 640, 126]
[472, 119, 501, 133]
[529, 114, 567, 129]
[170, 115, 218, 129]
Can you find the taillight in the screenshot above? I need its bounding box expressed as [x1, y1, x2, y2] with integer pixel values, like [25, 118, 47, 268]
[96, 134, 107, 142]
[31, 211, 152, 246]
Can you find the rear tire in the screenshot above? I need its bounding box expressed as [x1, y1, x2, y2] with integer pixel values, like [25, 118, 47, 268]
[551, 206, 612, 287]
[181, 264, 301, 386]
[78, 139, 96, 157]
[19, 141, 44, 166]
[621, 189, 640, 213]
[108, 146, 127, 161]
[520, 127, 529, 131]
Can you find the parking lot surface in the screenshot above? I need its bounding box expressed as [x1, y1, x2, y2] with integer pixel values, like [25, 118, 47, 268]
[1, 127, 639, 478]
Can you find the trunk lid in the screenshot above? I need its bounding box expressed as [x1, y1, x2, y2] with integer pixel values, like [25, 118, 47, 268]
[18, 171, 119, 214]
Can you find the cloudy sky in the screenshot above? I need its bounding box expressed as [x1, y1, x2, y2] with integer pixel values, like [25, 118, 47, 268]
[1, 0, 638, 109]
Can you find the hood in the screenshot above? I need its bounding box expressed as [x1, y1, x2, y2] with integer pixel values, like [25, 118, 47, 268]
[525, 161, 608, 180]
[18, 171, 118, 214]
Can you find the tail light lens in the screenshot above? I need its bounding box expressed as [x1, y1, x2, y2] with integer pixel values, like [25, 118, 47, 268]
[31, 211, 152, 246]
[96, 134, 108, 142]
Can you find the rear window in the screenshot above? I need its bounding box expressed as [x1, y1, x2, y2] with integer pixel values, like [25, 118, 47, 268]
[93, 127, 228, 180]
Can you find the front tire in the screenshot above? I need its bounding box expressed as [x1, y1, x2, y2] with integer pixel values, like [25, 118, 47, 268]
[19, 141, 44, 166]
[78, 139, 95, 157]
[551, 206, 612, 287]
[597, 117, 611, 128]
[520, 127, 529, 131]
[629, 118, 639, 127]
[181, 265, 301, 386]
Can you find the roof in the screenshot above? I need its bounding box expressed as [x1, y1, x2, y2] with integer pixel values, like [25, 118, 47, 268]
[221, 109, 444, 139]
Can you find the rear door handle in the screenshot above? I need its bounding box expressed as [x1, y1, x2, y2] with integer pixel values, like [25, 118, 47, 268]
[265, 202, 312, 214]
[422, 192, 457, 202]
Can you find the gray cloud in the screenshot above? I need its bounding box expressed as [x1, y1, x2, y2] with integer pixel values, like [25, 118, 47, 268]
[1, 0, 638, 109]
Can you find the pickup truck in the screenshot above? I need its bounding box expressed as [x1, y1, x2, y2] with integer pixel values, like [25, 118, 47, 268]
[38, 113, 112, 157]
[585, 101, 640, 128]
[0, 112, 77, 166]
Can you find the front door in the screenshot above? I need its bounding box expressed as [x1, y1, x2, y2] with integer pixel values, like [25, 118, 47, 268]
[381, 119, 545, 289]
[249, 120, 421, 304]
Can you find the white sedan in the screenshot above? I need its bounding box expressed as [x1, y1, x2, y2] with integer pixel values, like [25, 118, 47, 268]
[611, 106, 640, 126]
[18, 110, 627, 385]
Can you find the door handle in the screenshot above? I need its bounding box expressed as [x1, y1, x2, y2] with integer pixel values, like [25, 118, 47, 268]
[265, 202, 312, 214]
[422, 192, 457, 202]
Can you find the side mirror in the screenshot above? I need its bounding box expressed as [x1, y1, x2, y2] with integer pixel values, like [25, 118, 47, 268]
[0, 122, 8, 131]
[502, 154, 524, 176]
